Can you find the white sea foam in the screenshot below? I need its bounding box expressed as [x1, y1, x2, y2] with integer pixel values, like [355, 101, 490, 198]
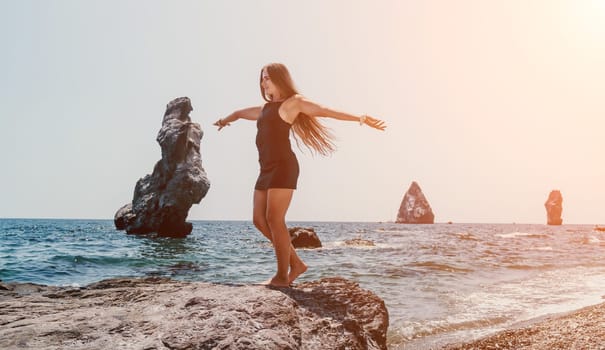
[373, 229, 410, 234]
[530, 246, 553, 251]
[495, 231, 549, 239]
[588, 235, 602, 244]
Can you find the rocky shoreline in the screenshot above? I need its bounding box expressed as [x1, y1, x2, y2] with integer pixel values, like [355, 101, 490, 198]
[3, 276, 603, 350]
[443, 301, 605, 350]
[0, 277, 388, 350]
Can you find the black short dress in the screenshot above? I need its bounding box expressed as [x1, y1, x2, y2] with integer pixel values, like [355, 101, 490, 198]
[254, 101, 300, 190]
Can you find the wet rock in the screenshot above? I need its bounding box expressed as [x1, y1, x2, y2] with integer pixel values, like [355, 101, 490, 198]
[0, 277, 388, 350]
[396, 181, 435, 224]
[114, 97, 210, 237]
[344, 237, 375, 247]
[289, 226, 322, 248]
[544, 190, 563, 225]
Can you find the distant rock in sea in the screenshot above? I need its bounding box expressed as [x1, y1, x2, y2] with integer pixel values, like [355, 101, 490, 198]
[544, 190, 563, 225]
[114, 97, 210, 237]
[396, 181, 435, 224]
[289, 226, 322, 248]
[0, 277, 389, 350]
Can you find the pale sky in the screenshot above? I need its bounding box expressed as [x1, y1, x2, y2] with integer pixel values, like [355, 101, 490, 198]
[1, 0, 604, 224]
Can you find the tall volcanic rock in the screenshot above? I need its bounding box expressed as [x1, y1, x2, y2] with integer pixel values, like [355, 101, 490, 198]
[396, 181, 435, 224]
[544, 190, 563, 225]
[114, 97, 210, 237]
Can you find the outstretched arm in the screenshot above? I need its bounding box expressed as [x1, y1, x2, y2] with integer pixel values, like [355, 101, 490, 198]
[213, 106, 262, 131]
[285, 95, 386, 131]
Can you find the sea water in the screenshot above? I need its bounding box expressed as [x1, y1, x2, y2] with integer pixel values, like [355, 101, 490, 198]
[1, 219, 605, 349]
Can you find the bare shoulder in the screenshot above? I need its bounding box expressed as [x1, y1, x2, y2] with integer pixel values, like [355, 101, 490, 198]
[282, 94, 305, 108]
[279, 95, 305, 124]
[284, 94, 321, 112]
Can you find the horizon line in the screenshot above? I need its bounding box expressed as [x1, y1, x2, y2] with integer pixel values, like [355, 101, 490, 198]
[0, 217, 603, 226]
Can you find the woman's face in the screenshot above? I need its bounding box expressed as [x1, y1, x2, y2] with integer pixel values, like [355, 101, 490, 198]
[261, 68, 281, 101]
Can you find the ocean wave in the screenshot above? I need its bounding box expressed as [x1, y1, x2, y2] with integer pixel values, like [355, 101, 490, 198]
[505, 263, 555, 270]
[390, 315, 509, 343]
[451, 232, 480, 241]
[372, 228, 419, 235]
[529, 246, 554, 251]
[409, 261, 473, 273]
[49, 254, 137, 266]
[495, 232, 551, 239]
[332, 240, 376, 249]
[568, 235, 605, 245]
[327, 241, 406, 251]
[383, 267, 425, 278]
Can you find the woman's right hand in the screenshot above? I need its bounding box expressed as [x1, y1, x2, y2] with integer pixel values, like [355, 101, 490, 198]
[213, 118, 231, 131]
[213, 107, 261, 131]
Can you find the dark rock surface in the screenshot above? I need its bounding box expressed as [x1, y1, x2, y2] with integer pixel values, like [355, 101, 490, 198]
[396, 181, 435, 224]
[0, 277, 388, 350]
[544, 190, 563, 225]
[289, 226, 322, 248]
[114, 97, 210, 237]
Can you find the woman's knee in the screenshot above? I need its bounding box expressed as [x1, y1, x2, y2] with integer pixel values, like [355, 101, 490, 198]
[252, 190, 268, 230]
[253, 214, 266, 231]
[266, 212, 286, 230]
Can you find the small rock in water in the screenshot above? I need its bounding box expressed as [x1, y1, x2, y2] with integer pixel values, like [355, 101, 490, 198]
[289, 227, 322, 248]
[344, 237, 375, 247]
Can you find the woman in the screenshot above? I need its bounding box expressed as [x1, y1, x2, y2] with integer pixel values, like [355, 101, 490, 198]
[214, 63, 386, 287]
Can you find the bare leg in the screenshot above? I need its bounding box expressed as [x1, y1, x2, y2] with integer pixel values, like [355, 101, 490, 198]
[266, 189, 293, 286]
[253, 190, 307, 284]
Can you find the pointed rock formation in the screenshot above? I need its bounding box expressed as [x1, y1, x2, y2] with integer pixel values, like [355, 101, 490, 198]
[545, 190, 563, 225]
[114, 97, 210, 237]
[396, 181, 435, 224]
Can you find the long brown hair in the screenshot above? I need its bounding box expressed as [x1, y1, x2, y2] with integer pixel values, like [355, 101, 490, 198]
[260, 63, 336, 156]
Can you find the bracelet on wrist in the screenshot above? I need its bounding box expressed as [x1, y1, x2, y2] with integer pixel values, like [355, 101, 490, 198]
[359, 115, 367, 126]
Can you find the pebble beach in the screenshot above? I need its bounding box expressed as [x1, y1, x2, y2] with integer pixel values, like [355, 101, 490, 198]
[444, 301, 605, 350]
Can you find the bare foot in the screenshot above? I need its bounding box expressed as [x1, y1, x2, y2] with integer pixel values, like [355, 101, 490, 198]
[259, 278, 273, 285]
[268, 275, 290, 287]
[288, 262, 308, 284]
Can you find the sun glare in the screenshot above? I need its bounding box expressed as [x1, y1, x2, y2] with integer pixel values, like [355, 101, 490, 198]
[567, 0, 605, 40]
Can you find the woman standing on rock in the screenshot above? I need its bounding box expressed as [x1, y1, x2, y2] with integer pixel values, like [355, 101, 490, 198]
[214, 63, 386, 287]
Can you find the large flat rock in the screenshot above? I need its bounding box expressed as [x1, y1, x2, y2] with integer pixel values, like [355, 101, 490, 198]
[0, 277, 388, 350]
